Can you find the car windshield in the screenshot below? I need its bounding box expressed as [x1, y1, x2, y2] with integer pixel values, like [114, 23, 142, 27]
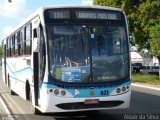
[47, 23, 129, 83]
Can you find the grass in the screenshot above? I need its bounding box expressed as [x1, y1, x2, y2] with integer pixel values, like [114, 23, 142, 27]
[132, 74, 160, 85]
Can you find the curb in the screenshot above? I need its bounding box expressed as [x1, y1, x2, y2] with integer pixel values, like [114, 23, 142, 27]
[131, 83, 160, 91]
[0, 96, 11, 114]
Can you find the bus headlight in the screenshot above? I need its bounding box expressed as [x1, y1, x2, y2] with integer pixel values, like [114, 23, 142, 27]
[116, 88, 121, 93]
[111, 85, 130, 96]
[61, 90, 66, 96]
[122, 87, 126, 92]
[54, 89, 60, 95]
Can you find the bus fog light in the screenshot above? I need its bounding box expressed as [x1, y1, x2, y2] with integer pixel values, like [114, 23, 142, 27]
[54, 89, 59, 95]
[61, 90, 66, 96]
[122, 87, 126, 92]
[116, 88, 121, 93]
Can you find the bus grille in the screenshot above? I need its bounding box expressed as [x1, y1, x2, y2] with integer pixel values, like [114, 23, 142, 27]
[56, 101, 124, 110]
[55, 84, 114, 89]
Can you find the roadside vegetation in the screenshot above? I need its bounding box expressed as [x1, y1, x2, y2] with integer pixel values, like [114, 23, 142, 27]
[132, 74, 160, 86]
[0, 45, 2, 59]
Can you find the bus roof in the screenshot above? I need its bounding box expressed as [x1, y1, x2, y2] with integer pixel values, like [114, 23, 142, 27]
[42, 4, 122, 11]
[1, 5, 123, 41]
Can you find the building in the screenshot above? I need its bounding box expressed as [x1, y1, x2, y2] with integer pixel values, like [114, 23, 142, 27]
[131, 51, 143, 63]
[153, 56, 159, 66]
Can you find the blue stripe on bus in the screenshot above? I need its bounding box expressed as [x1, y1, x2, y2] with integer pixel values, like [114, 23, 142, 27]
[42, 81, 131, 98]
[2, 61, 33, 75]
[13, 67, 32, 74]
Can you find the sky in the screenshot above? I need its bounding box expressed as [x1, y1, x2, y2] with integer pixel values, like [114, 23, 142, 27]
[0, 0, 93, 44]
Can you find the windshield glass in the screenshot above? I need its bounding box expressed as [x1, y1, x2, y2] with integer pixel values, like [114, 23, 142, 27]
[48, 24, 129, 83]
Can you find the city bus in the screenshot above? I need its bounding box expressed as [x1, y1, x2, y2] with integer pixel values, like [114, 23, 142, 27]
[1, 5, 131, 114]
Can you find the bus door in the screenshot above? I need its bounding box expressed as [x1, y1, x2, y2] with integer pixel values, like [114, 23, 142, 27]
[32, 17, 40, 106]
[32, 17, 46, 107]
[37, 24, 46, 106]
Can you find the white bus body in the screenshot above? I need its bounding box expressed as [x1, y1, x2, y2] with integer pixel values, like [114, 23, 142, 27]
[2, 5, 131, 114]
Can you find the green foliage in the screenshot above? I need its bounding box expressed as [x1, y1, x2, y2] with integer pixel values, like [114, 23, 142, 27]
[150, 24, 160, 57]
[132, 74, 160, 85]
[93, 0, 122, 8]
[93, 0, 160, 52]
[0, 45, 2, 59]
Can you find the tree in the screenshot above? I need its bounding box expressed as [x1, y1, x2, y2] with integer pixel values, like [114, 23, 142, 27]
[150, 24, 160, 78]
[134, 0, 160, 50]
[0, 45, 2, 60]
[121, 0, 149, 49]
[93, 0, 160, 51]
[93, 0, 122, 8]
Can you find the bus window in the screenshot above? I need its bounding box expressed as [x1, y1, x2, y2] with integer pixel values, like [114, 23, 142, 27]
[7, 38, 11, 57]
[48, 25, 90, 82]
[112, 27, 126, 54]
[19, 29, 24, 55]
[17, 31, 21, 56]
[48, 25, 129, 83]
[15, 34, 18, 56]
[25, 24, 32, 55]
[11, 36, 14, 57]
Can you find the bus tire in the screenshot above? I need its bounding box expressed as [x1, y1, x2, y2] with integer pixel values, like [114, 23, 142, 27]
[29, 90, 41, 114]
[25, 81, 30, 100]
[8, 74, 16, 95]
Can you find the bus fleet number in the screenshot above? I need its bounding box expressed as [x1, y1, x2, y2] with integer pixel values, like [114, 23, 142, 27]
[100, 90, 109, 96]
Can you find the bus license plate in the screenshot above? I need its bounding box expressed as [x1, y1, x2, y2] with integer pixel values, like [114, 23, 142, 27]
[84, 99, 99, 104]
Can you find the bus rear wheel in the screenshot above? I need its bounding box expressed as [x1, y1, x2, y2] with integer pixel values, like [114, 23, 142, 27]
[29, 90, 41, 114]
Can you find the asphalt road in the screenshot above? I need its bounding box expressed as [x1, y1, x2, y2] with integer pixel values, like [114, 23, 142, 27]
[0, 69, 160, 120]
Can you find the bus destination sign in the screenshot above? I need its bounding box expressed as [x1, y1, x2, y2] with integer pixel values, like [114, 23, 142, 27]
[48, 10, 70, 19]
[76, 11, 121, 20]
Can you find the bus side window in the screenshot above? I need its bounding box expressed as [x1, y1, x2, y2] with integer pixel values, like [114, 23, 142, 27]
[11, 35, 15, 57]
[25, 24, 32, 55]
[19, 29, 25, 55]
[9, 38, 11, 57]
[7, 38, 11, 57]
[6, 39, 8, 57]
[11, 37, 13, 57]
[15, 33, 18, 56]
[17, 31, 21, 56]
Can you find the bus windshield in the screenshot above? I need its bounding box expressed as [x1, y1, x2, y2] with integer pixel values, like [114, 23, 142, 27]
[47, 23, 129, 83]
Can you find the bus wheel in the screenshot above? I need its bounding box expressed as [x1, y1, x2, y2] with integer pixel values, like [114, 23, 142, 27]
[8, 74, 16, 95]
[29, 90, 41, 114]
[25, 81, 30, 100]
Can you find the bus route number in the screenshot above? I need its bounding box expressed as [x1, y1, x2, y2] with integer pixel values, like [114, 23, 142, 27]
[100, 90, 109, 96]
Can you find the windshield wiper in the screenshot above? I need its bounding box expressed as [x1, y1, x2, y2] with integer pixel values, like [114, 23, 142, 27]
[64, 21, 80, 37]
[63, 21, 85, 51]
[97, 22, 109, 56]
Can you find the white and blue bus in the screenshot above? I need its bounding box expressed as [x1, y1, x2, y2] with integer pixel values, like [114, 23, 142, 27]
[2, 5, 131, 114]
